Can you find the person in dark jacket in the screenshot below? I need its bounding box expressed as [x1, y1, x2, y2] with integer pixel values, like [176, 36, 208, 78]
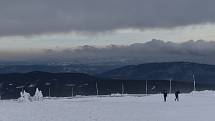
[162, 90, 168, 102]
[175, 91, 180, 101]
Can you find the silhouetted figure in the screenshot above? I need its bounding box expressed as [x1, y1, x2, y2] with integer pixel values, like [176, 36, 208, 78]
[175, 91, 180, 101]
[162, 90, 168, 102]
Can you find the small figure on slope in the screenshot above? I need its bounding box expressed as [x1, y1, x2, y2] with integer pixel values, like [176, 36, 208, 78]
[162, 90, 168, 102]
[175, 90, 180, 101]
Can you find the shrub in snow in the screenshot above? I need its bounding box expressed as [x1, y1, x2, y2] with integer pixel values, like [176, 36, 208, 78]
[110, 93, 122, 97]
[191, 90, 215, 95]
[33, 88, 43, 101]
[18, 90, 31, 102]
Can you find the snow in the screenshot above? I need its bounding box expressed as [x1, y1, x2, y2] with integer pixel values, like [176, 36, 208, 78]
[0, 91, 214, 121]
[32, 88, 43, 101]
[18, 88, 43, 102]
[18, 90, 31, 102]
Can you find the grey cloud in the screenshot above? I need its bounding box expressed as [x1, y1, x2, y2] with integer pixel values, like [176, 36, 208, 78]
[0, 0, 215, 36]
[1, 40, 215, 65]
[69, 40, 215, 65]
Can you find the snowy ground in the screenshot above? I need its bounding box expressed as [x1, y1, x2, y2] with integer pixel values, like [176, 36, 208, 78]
[0, 91, 215, 121]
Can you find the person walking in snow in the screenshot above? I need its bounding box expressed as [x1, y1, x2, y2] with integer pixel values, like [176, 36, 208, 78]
[162, 90, 168, 102]
[175, 90, 180, 101]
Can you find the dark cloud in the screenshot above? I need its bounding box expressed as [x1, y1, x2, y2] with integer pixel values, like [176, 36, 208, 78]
[1, 40, 215, 65]
[66, 39, 215, 65]
[0, 0, 215, 36]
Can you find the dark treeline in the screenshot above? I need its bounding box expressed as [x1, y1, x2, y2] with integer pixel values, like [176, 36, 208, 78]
[0, 71, 214, 99]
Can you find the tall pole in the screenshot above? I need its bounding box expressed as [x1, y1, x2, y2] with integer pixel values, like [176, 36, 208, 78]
[66, 84, 75, 97]
[72, 87, 74, 97]
[48, 87, 51, 97]
[169, 79, 172, 94]
[146, 80, 148, 95]
[96, 81, 99, 96]
[193, 74, 196, 91]
[121, 81, 124, 96]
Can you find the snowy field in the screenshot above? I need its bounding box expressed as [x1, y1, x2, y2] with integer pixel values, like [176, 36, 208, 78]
[0, 91, 215, 121]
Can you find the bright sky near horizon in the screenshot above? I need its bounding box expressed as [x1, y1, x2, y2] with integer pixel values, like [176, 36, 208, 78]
[1, 23, 215, 51]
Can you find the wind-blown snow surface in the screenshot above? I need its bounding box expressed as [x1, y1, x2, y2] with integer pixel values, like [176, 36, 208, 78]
[0, 91, 214, 121]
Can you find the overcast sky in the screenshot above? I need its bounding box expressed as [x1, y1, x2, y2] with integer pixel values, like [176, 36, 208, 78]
[1, 0, 215, 64]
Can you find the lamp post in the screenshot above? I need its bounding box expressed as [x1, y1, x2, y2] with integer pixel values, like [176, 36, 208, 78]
[193, 74, 196, 91]
[65, 84, 76, 97]
[121, 81, 124, 96]
[96, 81, 99, 96]
[169, 79, 172, 94]
[146, 80, 148, 95]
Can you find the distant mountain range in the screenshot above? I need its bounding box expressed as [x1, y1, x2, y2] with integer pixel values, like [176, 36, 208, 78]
[0, 62, 215, 99]
[99, 62, 215, 84]
[0, 64, 122, 75]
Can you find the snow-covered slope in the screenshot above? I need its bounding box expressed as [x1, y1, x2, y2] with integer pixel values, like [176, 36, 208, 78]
[0, 91, 214, 121]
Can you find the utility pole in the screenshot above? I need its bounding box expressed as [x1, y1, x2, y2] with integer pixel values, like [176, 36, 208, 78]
[146, 80, 148, 95]
[121, 81, 124, 96]
[48, 87, 51, 97]
[72, 87, 74, 97]
[96, 81, 99, 96]
[193, 74, 196, 91]
[169, 79, 172, 94]
[65, 84, 75, 97]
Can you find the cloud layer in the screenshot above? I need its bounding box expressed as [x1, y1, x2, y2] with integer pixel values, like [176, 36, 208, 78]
[1, 0, 215, 36]
[1, 40, 215, 65]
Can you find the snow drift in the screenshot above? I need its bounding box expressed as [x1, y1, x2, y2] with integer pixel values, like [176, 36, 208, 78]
[0, 91, 214, 121]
